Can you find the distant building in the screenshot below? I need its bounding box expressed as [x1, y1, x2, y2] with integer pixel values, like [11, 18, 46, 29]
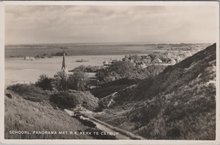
[24, 56, 35, 61]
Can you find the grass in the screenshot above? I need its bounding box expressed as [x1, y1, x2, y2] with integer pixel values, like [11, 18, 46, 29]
[5, 90, 94, 139]
[91, 78, 137, 98]
[7, 84, 50, 102]
[94, 44, 216, 140]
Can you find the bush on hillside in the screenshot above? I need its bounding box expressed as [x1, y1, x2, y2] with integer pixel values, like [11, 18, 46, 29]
[53, 70, 88, 91]
[96, 61, 138, 82]
[71, 65, 100, 73]
[96, 60, 167, 83]
[96, 61, 135, 82]
[7, 84, 49, 102]
[91, 78, 138, 98]
[53, 71, 68, 91]
[71, 65, 87, 72]
[49, 91, 99, 111]
[67, 70, 88, 91]
[35, 75, 53, 90]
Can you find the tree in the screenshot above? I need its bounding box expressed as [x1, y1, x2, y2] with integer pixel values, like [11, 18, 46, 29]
[53, 71, 68, 91]
[109, 61, 136, 77]
[35, 75, 53, 90]
[96, 61, 137, 82]
[68, 70, 88, 91]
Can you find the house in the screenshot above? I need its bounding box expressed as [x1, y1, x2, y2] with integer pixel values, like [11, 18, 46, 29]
[24, 56, 35, 61]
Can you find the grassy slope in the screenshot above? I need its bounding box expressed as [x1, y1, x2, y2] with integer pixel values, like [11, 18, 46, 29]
[95, 44, 216, 140]
[5, 90, 93, 139]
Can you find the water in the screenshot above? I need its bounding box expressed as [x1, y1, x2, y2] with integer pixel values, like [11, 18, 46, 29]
[5, 55, 124, 86]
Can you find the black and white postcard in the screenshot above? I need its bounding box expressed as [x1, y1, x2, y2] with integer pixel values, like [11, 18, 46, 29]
[0, 1, 219, 144]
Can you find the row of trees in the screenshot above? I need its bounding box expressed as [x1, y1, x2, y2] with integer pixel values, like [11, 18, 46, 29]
[35, 60, 167, 92]
[96, 61, 167, 83]
[35, 70, 87, 91]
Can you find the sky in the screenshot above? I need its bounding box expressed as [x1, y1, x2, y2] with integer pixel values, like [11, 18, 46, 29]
[5, 4, 218, 45]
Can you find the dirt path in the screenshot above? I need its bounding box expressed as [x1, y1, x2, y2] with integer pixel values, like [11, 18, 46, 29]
[64, 109, 144, 140]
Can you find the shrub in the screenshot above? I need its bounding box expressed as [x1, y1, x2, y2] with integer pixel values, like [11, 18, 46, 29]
[71, 65, 100, 73]
[53, 71, 68, 91]
[91, 78, 137, 98]
[50, 91, 78, 109]
[96, 60, 167, 83]
[85, 66, 100, 72]
[50, 91, 99, 111]
[35, 75, 53, 90]
[71, 65, 87, 72]
[109, 61, 136, 76]
[54, 51, 68, 56]
[67, 70, 88, 91]
[7, 84, 49, 102]
[96, 61, 138, 82]
[129, 103, 161, 125]
[53, 70, 89, 91]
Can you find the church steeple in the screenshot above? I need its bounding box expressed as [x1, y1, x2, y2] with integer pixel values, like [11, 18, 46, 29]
[61, 51, 67, 73]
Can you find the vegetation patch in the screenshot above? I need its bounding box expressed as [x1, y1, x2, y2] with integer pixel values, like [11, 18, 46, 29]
[95, 44, 216, 140]
[5, 90, 93, 139]
[7, 84, 50, 102]
[50, 91, 99, 111]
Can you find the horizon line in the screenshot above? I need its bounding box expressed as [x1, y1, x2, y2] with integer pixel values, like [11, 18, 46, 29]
[5, 41, 213, 46]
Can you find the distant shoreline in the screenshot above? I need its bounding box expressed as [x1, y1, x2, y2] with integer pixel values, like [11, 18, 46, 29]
[5, 43, 211, 58]
[5, 53, 130, 58]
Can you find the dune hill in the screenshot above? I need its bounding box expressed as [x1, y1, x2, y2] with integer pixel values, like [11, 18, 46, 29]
[96, 43, 216, 139]
[5, 90, 94, 139]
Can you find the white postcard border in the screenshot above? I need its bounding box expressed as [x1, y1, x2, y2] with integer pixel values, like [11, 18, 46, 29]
[0, 1, 219, 145]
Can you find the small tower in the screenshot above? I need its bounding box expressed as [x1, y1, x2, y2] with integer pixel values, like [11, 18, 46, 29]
[61, 51, 67, 73]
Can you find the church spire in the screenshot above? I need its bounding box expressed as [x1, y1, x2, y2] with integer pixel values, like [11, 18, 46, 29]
[61, 51, 67, 72]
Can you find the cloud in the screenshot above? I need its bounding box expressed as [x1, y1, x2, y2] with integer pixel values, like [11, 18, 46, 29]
[5, 5, 218, 44]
